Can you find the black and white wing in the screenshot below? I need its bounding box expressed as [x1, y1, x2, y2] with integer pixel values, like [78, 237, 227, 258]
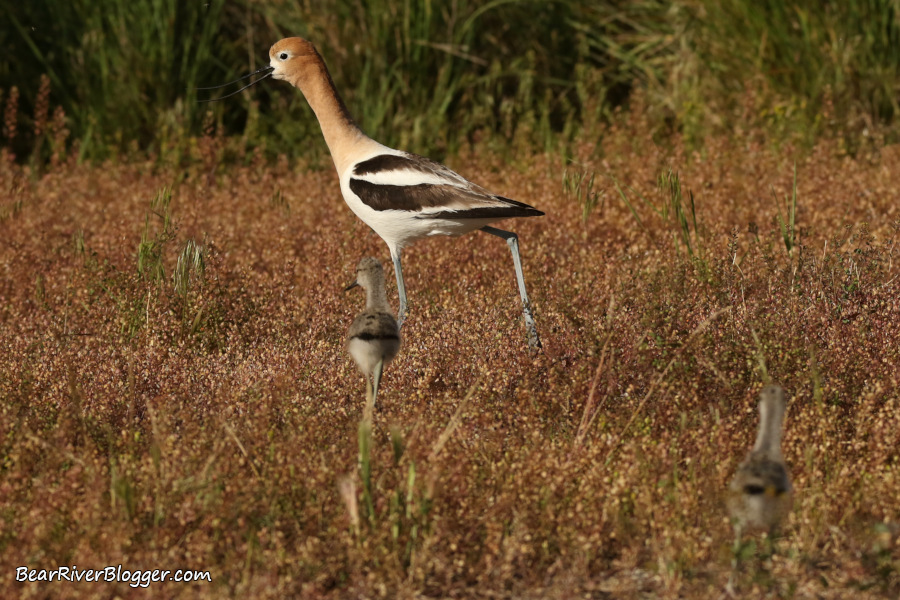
[348, 153, 544, 220]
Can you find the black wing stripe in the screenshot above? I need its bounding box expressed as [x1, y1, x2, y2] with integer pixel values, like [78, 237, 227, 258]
[353, 154, 428, 176]
[351, 332, 401, 341]
[349, 179, 443, 211]
[417, 206, 545, 220]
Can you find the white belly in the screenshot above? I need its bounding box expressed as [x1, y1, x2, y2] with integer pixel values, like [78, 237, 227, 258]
[339, 182, 494, 251]
[348, 338, 400, 376]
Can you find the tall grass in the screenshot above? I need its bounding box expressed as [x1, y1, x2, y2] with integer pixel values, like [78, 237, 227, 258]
[3, 0, 900, 161]
[6, 0, 226, 160]
[227, 0, 594, 158]
[688, 0, 900, 146]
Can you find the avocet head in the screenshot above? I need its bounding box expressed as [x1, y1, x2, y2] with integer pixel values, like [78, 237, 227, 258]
[198, 37, 319, 102]
[269, 37, 320, 82]
[344, 257, 385, 292]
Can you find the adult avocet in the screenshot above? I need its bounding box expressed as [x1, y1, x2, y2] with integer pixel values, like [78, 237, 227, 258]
[202, 37, 544, 348]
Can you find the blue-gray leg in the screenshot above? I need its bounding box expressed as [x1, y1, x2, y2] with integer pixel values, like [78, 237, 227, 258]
[481, 226, 541, 348]
[390, 249, 408, 329]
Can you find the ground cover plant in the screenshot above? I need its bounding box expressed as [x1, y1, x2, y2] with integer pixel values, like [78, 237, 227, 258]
[1, 89, 900, 596]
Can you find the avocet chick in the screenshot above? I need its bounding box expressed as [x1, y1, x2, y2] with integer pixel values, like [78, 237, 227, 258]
[726, 384, 792, 594]
[727, 384, 792, 534]
[345, 257, 401, 408]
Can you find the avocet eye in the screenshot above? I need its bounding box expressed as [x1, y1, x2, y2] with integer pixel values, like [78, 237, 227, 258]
[278, 52, 289, 60]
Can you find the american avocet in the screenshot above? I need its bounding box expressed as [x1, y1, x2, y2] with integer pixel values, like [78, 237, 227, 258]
[345, 257, 401, 407]
[202, 37, 544, 348]
[726, 384, 792, 592]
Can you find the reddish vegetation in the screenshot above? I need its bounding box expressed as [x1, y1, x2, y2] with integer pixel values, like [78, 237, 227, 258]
[1, 120, 899, 598]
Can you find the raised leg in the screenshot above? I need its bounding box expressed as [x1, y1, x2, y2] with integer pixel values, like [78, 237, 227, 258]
[481, 226, 541, 348]
[390, 249, 408, 329]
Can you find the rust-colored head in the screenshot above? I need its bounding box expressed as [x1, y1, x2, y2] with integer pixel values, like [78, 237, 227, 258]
[269, 37, 322, 83]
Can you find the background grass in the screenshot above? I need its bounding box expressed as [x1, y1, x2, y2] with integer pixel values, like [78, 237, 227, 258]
[3, 0, 900, 163]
